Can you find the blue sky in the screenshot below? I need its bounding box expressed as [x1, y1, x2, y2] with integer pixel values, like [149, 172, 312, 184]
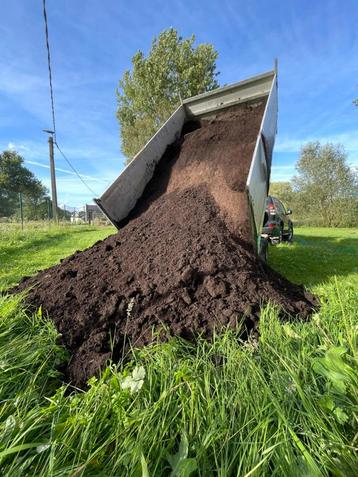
[1, 0, 357, 206]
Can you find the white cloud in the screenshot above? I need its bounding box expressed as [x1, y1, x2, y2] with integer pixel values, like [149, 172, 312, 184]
[276, 131, 358, 154]
[7, 142, 29, 151]
[25, 159, 113, 183]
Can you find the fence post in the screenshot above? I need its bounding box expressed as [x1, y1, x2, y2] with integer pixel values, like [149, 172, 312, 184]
[19, 192, 24, 230]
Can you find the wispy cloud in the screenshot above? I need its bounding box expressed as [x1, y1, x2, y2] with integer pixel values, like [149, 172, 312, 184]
[276, 131, 358, 160]
[1, 138, 123, 178]
[40, 178, 98, 207]
[1, 0, 357, 205]
[8, 142, 30, 152]
[24, 159, 111, 183]
[1, 137, 122, 204]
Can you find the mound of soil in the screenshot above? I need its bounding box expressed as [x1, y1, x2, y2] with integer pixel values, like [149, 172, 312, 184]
[13, 101, 318, 388]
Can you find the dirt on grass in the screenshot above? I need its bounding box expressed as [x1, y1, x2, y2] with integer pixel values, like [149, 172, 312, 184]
[12, 101, 318, 388]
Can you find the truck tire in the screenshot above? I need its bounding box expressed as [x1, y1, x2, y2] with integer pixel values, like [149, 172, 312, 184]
[279, 225, 283, 244]
[287, 225, 294, 243]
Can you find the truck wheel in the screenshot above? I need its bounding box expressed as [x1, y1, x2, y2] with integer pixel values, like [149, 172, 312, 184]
[279, 226, 283, 244]
[287, 225, 294, 243]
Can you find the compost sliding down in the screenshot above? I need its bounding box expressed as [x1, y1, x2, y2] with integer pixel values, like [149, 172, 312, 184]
[13, 102, 318, 388]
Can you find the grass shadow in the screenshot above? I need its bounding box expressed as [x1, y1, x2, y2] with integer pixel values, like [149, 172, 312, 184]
[0, 227, 115, 289]
[268, 230, 358, 287]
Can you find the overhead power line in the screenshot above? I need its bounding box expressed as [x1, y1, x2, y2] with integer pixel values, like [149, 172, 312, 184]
[55, 143, 98, 196]
[42, 0, 99, 197]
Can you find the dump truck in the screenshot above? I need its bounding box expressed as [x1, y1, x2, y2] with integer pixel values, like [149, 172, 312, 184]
[95, 67, 278, 260]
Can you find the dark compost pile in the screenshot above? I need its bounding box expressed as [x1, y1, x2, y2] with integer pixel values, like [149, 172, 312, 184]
[13, 100, 318, 387]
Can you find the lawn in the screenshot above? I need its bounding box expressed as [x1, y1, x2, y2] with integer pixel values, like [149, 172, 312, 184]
[0, 223, 115, 289]
[269, 227, 358, 289]
[0, 225, 357, 476]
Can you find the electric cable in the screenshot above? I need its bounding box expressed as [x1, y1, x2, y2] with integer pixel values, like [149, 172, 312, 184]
[55, 142, 98, 196]
[42, 0, 99, 197]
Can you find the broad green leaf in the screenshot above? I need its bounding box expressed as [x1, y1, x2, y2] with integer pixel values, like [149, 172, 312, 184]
[283, 324, 301, 339]
[318, 395, 335, 411]
[312, 347, 353, 394]
[168, 434, 197, 477]
[333, 407, 349, 424]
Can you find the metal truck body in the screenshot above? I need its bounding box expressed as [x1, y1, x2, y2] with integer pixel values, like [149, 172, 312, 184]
[95, 69, 278, 254]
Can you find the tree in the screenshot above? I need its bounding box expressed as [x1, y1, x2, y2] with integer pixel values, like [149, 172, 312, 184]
[269, 182, 295, 208]
[293, 142, 357, 226]
[0, 150, 48, 218]
[116, 28, 219, 162]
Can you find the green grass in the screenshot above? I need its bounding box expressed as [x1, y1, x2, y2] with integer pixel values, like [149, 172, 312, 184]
[0, 226, 357, 476]
[268, 227, 358, 289]
[0, 223, 115, 289]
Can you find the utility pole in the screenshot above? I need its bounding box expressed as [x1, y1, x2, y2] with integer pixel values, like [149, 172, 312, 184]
[43, 129, 58, 223]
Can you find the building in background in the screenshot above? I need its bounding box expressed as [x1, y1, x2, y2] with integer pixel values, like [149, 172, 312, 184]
[70, 204, 108, 224]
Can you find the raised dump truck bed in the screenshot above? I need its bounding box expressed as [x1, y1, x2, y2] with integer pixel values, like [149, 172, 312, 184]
[95, 69, 278, 254]
[13, 66, 321, 390]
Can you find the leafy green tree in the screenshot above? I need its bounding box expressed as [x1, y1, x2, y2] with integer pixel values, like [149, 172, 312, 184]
[117, 28, 219, 162]
[269, 182, 295, 209]
[0, 150, 48, 218]
[293, 142, 357, 226]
